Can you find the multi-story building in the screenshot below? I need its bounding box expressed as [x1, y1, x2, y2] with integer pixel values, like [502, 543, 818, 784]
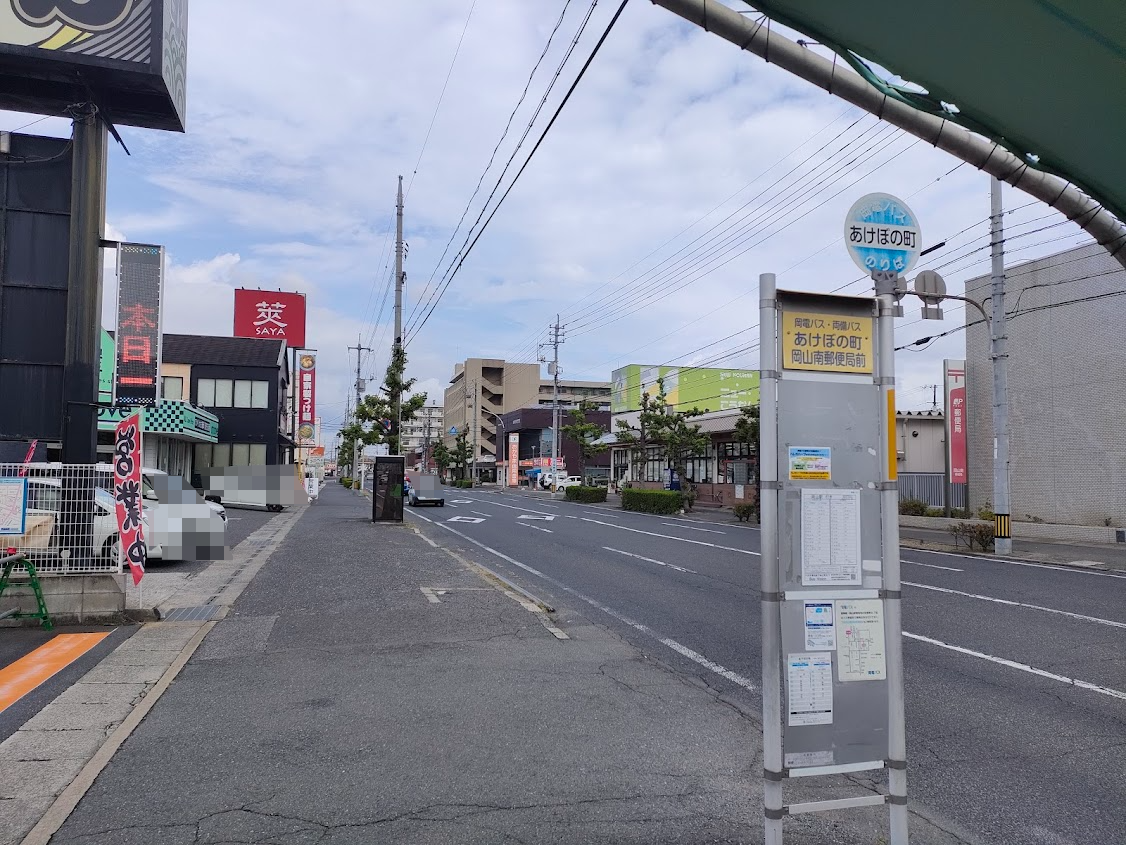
[965, 242, 1126, 525]
[443, 358, 610, 482]
[402, 402, 443, 469]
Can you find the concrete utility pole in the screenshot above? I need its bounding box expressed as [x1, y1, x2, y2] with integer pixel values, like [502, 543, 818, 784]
[393, 175, 406, 450]
[548, 316, 565, 498]
[990, 177, 1013, 554]
[348, 335, 372, 484]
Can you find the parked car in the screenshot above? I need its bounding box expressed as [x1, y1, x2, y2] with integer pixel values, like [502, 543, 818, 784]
[553, 476, 584, 490]
[538, 471, 568, 490]
[22, 478, 148, 563]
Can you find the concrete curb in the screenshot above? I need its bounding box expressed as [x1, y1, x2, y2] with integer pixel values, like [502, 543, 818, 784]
[900, 538, 1112, 570]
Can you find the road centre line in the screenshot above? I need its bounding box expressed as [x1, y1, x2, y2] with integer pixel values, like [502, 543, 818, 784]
[471, 511, 492, 517]
[604, 546, 695, 574]
[661, 522, 726, 535]
[412, 507, 756, 693]
[579, 516, 760, 557]
[905, 560, 963, 572]
[519, 523, 553, 534]
[904, 632, 1126, 702]
[463, 497, 553, 517]
[905, 547, 1126, 578]
[903, 580, 1126, 629]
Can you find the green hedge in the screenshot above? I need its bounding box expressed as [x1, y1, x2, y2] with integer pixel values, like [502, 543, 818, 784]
[340, 477, 353, 488]
[621, 488, 683, 515]
[565, 485, 607, 504]
[455, 479, 474, 488]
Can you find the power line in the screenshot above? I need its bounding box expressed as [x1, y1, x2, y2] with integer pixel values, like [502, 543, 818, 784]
[405, 0, 600, 335]
[406, 0, 632, 345]
[404, 0, 479, 199]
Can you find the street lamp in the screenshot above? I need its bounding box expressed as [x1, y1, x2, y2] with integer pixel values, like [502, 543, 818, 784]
[481, 409, 507, 488]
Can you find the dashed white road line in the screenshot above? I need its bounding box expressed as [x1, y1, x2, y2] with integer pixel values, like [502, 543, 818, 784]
[471, 511, 492, 517]
[411, 506, 755, 693]
[579, 516, 760, 557]
[904, 632, 1126, 702]
[587, 511, 619, 518]
[604, 546, 694, 574]
[661, 522, 726, 535]
[903, 581, 1126, 629]
[905, 560, 963, 572]
[518, 523, 553, 534]
[907, 547, 1126, 578]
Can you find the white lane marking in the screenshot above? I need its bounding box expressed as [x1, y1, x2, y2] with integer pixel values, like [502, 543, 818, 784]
[415, 510, 755, 693]
[604, 546, 694, 574]
[463, 497, 554, 517]
[517, 514, 555, 521]
[905, 560, 963, 572]
[447, 516, 484, 524]
[471, 511, 492, 517]
[420, 587, 441, 604]
[906, 547, 1126, 579]
[451, 499, 473, 504]
[579, 516, 760, 557]
[661, 522, 726, 535]
[904, 632, 1126, 702]
[519, 523, 554, 534]
[587, 511, 619, 518]
[903, 580, 1126, 629]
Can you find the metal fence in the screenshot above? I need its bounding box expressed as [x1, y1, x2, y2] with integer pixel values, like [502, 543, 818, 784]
[898, 473, 966, 509]
[0, 463, 121, 575]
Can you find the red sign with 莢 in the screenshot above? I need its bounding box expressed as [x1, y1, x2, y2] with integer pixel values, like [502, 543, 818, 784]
[113, 414, 147, 586]
[945, 360, 967, 483]
[233, 289, 307, 349]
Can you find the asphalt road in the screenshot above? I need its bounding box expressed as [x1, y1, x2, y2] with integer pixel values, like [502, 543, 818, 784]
[407, 487, 1126, 845]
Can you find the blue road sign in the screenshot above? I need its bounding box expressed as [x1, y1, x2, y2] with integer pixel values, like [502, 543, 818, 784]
[844, 193, 921, 275]
[449, 426, 458, 436]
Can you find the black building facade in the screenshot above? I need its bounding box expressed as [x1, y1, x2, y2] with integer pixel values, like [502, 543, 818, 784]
[158, 335, 292, 477]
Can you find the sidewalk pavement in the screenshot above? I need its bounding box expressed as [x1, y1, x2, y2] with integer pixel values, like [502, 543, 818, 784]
[35, 482, 976, 844]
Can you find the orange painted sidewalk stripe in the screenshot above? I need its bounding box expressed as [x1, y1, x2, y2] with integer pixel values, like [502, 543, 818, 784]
[0, 633, 110, 712]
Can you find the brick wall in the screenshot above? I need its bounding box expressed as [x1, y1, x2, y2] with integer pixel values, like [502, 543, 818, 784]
[965, 242, 1126, 526]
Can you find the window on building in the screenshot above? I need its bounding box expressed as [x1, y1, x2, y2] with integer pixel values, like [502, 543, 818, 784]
[251, 381, 269, 409]
[197, 378, 215, 406]
[162, 376, 183, 401]
[233, 380, 252, 408]
[231, 443, 251, 466]
[250, 444, 267, 465]
[212, 443, 232, 467]
[684, 455, 712, 484]
[718, 441, 751, 459]
[643, 446, 663, 482]
[214, 380, 234, 407]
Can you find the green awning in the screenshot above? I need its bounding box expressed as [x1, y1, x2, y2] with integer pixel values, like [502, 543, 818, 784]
[744, 1, 1126, 224]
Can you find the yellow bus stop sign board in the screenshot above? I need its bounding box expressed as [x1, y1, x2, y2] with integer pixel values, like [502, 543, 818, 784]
[782, 310, 874, 374]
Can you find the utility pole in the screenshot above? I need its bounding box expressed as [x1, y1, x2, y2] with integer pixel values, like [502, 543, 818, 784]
[348, 335, 372, 484]
[546, 316, 565, 498]
[423, 406, 432, 472]
[990, 177, 1013, 554]
[393, 175, 405, 451]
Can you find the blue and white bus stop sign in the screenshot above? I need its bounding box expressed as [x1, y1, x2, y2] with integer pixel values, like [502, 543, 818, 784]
[844, 193, 921, 275]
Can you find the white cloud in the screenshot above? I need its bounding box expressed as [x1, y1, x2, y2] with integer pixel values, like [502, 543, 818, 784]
[5, 1, 1096, 442]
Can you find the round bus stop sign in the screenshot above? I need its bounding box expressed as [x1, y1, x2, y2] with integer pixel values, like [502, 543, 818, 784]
[844, 193, 921, 275]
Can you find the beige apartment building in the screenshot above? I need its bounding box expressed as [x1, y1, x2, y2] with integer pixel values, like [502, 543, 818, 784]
[443, 358, 610, 481]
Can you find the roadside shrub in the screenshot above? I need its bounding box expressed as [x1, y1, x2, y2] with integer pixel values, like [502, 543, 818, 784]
[733, 502, 758, 523]
[899, 498, 929, 516]
[621, 488, 683, 515]
[949, 522, 995, 552]
[340, 477, 353, 488]
[565, 485, 607, 504]
[977, 500, 995, 522]
[455, 479, 474, 488]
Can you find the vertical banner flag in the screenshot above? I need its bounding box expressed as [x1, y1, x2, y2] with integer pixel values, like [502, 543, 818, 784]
[113, 414, 147, 586]
[507, 433, 519, 486]
[944, 360, 967, 483]
[297, 353, 317, 443]
[233, 289, 307, 348]
[114, 244, 165, 407]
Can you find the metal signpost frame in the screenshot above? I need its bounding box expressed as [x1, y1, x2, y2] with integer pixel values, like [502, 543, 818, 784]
[758, 273, 909, 844]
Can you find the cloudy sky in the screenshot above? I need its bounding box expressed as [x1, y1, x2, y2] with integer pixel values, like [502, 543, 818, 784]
[3, 0, 1092, 439]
